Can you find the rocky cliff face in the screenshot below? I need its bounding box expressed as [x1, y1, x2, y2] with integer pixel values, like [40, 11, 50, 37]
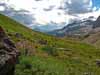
[93, 16, 100, 28]
[0, 26, 20, 75]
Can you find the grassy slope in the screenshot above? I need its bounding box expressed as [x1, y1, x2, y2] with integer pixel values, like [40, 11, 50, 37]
[0, 14, 100, 75]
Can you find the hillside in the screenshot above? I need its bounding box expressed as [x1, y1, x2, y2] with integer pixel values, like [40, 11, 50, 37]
[84, 16, 100, 48]
[84, 31, 100, 48]
[0, 13, 100, 75]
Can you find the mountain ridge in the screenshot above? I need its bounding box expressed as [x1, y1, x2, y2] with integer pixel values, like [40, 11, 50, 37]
[49, 16, 100, 38]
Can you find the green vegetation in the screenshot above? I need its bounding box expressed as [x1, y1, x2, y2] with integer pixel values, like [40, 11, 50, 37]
[0, 13, 100, 75]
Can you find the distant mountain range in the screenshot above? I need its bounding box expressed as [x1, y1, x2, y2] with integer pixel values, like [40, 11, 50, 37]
[33, 22, 66, 32]
[48, 16, 100, 38]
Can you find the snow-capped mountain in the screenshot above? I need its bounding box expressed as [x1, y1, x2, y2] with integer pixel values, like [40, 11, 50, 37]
[32, 22, 67, 32]
[48, 16, 100, 37]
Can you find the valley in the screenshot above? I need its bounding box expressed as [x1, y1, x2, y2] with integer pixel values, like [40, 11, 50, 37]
[0, 13, 100, 75]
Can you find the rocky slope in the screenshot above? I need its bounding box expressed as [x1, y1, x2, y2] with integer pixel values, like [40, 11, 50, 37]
[84, 16, 100, 48]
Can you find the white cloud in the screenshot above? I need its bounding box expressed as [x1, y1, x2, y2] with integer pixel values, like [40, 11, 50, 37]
[78, 9, 100, 20]
[64, 0, 93, 14]
[0, 0, 8, 3]
[7, 0, 34, 10]
[92, 7, 97, 11]
[0, 0, 100, 30]
[2, 0, 67, 25]
[0, 6, 5, 11]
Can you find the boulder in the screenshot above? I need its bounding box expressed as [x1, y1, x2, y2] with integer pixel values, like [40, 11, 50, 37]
[96, 59, 100, 67]
[0, 26, 20, 75]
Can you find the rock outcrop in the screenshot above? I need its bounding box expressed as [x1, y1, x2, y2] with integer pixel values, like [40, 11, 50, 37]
[0, 26, 20, 75]
[93, 16, 100, 28]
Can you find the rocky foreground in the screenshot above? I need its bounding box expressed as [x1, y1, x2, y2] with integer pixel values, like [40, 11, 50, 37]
[0, 26, 20, 75]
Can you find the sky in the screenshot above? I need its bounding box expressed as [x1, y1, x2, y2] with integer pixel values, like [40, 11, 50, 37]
[92, 0, 100, 8]
[0, 0, 100, 28]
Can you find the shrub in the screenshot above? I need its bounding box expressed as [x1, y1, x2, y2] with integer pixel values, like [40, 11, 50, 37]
[42, 46, 58, 56]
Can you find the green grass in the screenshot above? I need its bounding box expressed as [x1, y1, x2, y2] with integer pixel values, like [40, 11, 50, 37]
[0, 13, 100, 75]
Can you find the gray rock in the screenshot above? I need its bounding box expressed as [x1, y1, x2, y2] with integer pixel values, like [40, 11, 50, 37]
[0, 26, 20, 75]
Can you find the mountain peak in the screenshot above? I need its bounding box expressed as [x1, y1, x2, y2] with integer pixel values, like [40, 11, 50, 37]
[93, 15, 100, 28]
